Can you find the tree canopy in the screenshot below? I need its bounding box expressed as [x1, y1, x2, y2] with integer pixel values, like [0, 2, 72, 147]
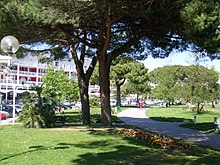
[1, 0, 219, 56]
[181, 0, 220, 54]
[123, 62, 150, 101]
[42, 66, 79, 105]
[149, 65, 219, 112]
[149, 65, 184, 104]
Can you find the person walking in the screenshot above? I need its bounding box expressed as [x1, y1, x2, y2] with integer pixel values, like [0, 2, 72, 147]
[139, 100, 143, 110]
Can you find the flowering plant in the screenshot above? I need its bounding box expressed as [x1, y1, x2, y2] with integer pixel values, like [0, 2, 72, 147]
[117, 129, 192, 149]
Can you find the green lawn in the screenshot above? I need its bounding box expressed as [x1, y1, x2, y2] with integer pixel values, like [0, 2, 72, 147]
[146, 104, 220, 133]
[1, 124, 220, 165]
[1, 107, 220, 164]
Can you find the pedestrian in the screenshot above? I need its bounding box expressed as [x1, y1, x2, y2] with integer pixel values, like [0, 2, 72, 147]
[139, 100, 143, 110]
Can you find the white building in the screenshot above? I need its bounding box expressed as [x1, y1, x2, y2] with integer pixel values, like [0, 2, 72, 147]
[0, 55, 77, 101]
[0, 54, 99, 102]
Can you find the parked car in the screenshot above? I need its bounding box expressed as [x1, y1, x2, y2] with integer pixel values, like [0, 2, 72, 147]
[63, 104, 72, 110]
[60, 105, 69, 110]
[6, 105, 22, 114]
[1, 105, 13, 117]
[121, 100, 128, 106]
[75, 101, 82, 109]
[110, 100, 117, 106]
[0, 111, 9, 120]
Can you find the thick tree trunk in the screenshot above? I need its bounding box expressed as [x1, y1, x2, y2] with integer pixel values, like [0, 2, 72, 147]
[69, 42, 97, 125]
[78, 80, 90, 125]
[99, 56, 112, 126]
[116, 82, 121, 106]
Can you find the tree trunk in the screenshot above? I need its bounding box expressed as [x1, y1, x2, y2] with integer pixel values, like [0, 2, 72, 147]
[69, 42, 97, 125]
[212, 101, 215, 108]
[136, 94, 139, 107]
[197, 103, 201, 114]
[99, 56, 112, 126]
[116, 78, 125, 106]
[78, 80, 90, 125]
[116, 82, 121, 106]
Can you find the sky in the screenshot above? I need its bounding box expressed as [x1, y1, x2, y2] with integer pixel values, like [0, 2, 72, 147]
[143, 51, 220, 72]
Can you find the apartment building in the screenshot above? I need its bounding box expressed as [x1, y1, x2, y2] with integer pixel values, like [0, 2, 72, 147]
[0, 55, 77, 101]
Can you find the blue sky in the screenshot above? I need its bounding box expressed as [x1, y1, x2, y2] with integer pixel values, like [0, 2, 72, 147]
[143, 51, 220, 72]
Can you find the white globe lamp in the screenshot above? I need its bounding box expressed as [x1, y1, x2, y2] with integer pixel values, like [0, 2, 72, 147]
[1, 36, 19, 54]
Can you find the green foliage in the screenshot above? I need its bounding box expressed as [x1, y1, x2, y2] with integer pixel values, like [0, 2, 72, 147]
[110, 56, 135, 82]
[181, 0, 220, 53]
[2, 0, 219, 57]
[123, 62, 150, 97]
[89, 96, 100, 108]
[42, 66, 79, 104]
[181, 65, 219, 111]
[19, 98, 44, 128]
[149, 65, 219, 111]
[19, 66, 79, 128]
[19, 85, 55, 128]
[149, 65, 184, 102]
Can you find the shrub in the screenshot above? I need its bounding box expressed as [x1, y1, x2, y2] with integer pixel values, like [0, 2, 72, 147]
[90, 96, 100, 108]
[18, 87, 55, 128]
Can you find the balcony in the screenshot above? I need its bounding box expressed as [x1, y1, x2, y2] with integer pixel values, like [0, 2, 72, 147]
[9, 70, 45, 77]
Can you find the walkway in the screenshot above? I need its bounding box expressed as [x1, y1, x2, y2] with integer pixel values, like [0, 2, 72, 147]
[117, 108, 220, 149]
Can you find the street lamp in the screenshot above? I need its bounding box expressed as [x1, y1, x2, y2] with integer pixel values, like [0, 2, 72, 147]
[1, 36, 19, 125]
[0, 93, 2, 111]
[1, 36, 19, 54]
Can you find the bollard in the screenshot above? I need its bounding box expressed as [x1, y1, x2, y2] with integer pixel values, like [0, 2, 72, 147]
[115, 107, 117, 113]
[214, 117, 217, 124]
[214, 117, 220, 131]
[194, 115, 197, 125]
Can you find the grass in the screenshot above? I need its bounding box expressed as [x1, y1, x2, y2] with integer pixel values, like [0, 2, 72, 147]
[1, 124, 220, 164]
[1, 107, 220, 164]
[146, 104, 220, 133]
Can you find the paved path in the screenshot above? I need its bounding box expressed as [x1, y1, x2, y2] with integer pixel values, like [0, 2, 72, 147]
[117, 108, 220, 149]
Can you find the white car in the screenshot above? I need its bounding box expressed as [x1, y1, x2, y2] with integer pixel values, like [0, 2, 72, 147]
[6, 105, 22, 114]
[75, 101, 82, 109]
[110, 100, 117, 106]
[121, 100, 128, 106]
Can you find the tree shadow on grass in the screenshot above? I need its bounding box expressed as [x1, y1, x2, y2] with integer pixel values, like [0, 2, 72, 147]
[70, 130, 220, 165]
[1, 128, 220, 164]
[0, 145, 70, 162]
[181, 122, 218, 133]
[150, 117, 193, 123]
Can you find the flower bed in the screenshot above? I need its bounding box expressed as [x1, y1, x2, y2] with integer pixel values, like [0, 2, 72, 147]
[117, 129, 192, 149]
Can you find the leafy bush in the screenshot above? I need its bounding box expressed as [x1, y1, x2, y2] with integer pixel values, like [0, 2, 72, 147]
[90, 96, 100, 108]
[18, 86, 55, 128]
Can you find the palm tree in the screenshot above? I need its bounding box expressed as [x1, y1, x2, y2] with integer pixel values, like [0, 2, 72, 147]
[19, 85, 55, 128]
